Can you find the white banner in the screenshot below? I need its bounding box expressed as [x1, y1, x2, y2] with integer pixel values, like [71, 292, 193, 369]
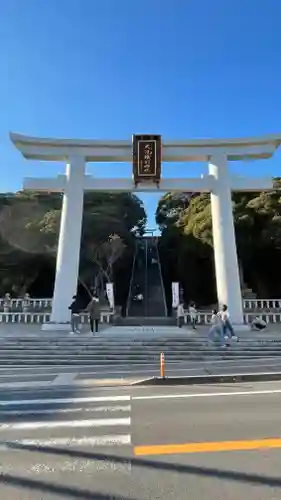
[106, 282, 115, 310]
[172, 282, 179, 308]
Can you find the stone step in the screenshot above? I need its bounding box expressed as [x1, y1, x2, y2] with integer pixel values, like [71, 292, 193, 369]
[1, 339, 281, 346]
[2, 346, 281, 355]
[0, 342, 281, 350]
[0, 346, 277, 353]
[1, 347, 280, 355]
[0, 352, 280, 361]
[0, 354, 273, 362]
[1, 336, 281, 343]
[2, 359, 278, 366]
[0, 357, 280, 366]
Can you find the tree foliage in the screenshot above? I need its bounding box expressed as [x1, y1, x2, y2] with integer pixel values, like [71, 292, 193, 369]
[155, 192, 192, 230]
[0, 191, 147, 299]
[88, 234, 126, 289]
[158, 179, 281, 304]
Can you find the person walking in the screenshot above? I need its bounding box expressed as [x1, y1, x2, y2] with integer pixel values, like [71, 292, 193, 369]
[219, 304, 238, 341]
[189, 302, 197, 330]
[177, 301, 185, 328]
[68, 295, 81, 334]
[208, 309, 225, 346]
[85, 291, 101, 334]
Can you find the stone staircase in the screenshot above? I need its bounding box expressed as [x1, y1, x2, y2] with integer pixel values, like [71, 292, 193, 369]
[146, 239, 167, 317]
[1, 326, 281, 368]
[123, 236, 167, 325]
[242, 286, 257, 300]
[115, 316, 175, 326]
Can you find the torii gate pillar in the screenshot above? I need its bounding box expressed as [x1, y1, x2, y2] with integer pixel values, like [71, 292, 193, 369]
[44, 155, 85, 329]
[209, 154, 244, 325]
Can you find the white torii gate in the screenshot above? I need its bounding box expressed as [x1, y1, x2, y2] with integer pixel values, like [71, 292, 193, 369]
[10, 132, 281, 330]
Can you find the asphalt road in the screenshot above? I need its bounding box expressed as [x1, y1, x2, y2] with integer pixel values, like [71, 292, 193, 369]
[1, 382, 281, 499]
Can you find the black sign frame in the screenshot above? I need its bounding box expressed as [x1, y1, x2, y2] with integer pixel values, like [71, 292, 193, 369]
[132, 134, 162, 184]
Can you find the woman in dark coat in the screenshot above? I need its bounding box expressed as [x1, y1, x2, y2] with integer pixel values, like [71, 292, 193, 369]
[85, 292, 101, 334]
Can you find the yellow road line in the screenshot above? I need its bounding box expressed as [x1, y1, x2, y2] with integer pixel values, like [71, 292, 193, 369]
[134, 438, 281, 456]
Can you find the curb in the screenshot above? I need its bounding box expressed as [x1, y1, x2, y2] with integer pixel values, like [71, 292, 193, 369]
[0, 377, 146, 391]
[133, 371, 281, 386]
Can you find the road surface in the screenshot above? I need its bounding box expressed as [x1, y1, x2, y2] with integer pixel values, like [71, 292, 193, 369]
[0, 382, 281, 498]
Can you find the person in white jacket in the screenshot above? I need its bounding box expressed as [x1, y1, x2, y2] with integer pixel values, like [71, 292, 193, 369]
[189, 302, 197, 330]
[177, 302, 185, 328]
[219, 304, 238, 341]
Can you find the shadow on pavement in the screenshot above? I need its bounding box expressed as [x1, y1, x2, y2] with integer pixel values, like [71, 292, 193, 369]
[0, 473, 135, 500]
[5, 442, 281, 489]
[0, 384, 90, 423]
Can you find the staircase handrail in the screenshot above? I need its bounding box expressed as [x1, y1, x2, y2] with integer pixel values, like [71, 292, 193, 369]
[126, 242, 138, 316]
[145, 238, 148, 317]
[155, 239, 168, 317]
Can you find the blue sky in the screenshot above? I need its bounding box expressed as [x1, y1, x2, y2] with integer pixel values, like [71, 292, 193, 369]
[1, 0, 281, 228]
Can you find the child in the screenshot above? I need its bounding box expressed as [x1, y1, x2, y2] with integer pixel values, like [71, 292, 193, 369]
[219, 304, 238, 341]
[208, 309, 225, 346]
[68, 295, 81, 334]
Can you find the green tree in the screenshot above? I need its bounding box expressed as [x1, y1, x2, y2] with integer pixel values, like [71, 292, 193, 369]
[157, 179, 281, 301]
[0, 191, 147, 298]
[155, 192, 192, 230]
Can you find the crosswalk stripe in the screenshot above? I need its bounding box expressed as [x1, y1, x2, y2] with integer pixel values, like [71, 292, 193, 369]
[0, 405, 131, 416]
[0, 395, 131, 407]
[0, 417, 131, 431]
[0, 435, 132, 449]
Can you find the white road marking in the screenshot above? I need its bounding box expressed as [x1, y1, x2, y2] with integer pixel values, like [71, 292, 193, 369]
[0, 381, 53, 390]
[52, 373, 77, 385]
[0, 395, 131, 407]
[0, 434, 131, 449]
[0, 379, 135, 390]
[133, 388, 281, 401]
[0, 405, 131, 416]
[0, 417, 131, 431]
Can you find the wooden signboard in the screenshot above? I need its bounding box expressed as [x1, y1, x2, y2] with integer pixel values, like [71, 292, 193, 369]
[132, 134, 162, 186]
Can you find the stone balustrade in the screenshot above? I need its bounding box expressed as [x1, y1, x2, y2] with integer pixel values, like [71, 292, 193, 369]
[184, 312, 281, 325]
[1, 297, 281, 312]
[0, 311, 113, 325]
[243, 299, 281, 310]
[0, 298, 52, 310]
[0, 310, 280, 325]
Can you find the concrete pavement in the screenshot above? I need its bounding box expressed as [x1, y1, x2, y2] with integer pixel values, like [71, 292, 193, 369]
[0, 382, 281, 498]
